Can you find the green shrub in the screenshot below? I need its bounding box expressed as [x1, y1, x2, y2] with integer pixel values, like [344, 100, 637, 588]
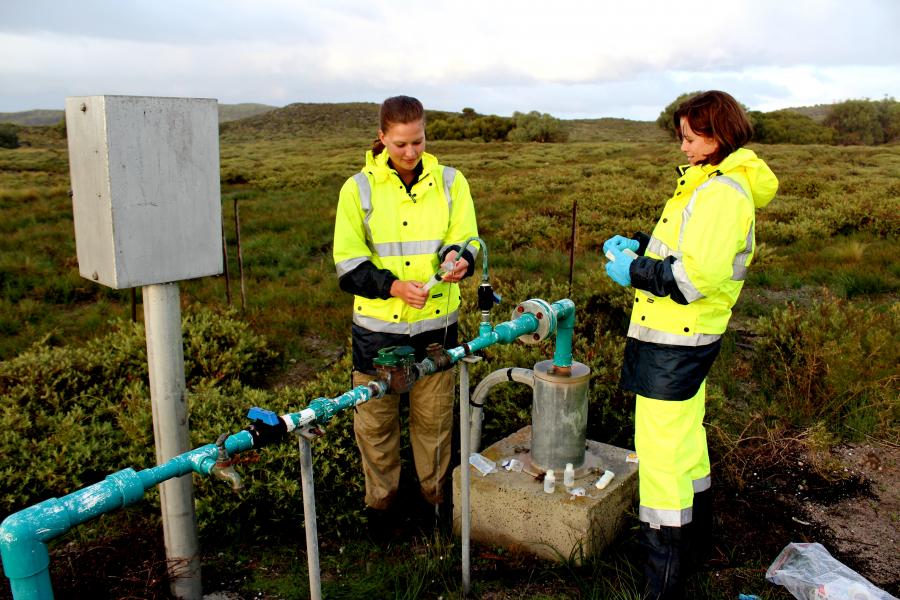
[750, 110, 833, 144]
[507, 111, 568, 143]
[0, 306, 276, 515]
[428, 110, 514, 142]
[824, 98, 900, 145]
[0, 123, 19, 149]
[656, 91, 702, 140]
[750, 292, 899, 439]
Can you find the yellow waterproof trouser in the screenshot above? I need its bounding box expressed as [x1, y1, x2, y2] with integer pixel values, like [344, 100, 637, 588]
[353, 369, 455, 509]
[635, 380, 710, 527]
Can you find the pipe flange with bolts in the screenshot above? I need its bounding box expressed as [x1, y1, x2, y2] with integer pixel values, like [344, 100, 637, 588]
[511, 299, 554, 345]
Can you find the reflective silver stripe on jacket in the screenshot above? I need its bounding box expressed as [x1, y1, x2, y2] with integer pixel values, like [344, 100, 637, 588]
[442, 166, 456, 212]
[354, 167, 458, 258]
[437, 168, 461, 258]
[647, 233, 704, 302]
[693, 474, 711, 493]
[639, 505, 692, 527]
[672, 260, 704, 303]
[373, 240, 444, 257]
[352, 172, 376, 250]
[628, 323, 721, 347]
[353, 310, 459, 335]
[646, 237, 675, 260]
[439, 242, 481, 260]
[649, 174, 753, 297]
[335, 256, 369, 278]
[705, 175, 753, 281]
[732, 224, 753, 281]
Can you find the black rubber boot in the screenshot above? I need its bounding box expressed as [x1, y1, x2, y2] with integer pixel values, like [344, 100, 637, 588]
[691, 488, 713, 569]
[640, 522, 690, 600]
[365, 505, 404, 545]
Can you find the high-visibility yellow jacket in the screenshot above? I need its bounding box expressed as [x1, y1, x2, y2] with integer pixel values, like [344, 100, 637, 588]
[622, 148, 778, 399]
[333, 149, 479, 336]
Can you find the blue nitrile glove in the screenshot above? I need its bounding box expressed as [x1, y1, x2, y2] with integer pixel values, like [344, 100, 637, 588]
[602, 235, 640, 256]
[604, 247, 634, 287]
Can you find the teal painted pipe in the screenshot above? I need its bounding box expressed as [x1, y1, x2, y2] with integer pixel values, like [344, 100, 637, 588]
[1, 429, 253, 600]
[550, 299, 576, 368]
[282, 381, 386, 431]
[0, 377, 381, 600]
[446, 298, 576, 364]
[447, 313, 539, 362]
[454, 236, 488, 282]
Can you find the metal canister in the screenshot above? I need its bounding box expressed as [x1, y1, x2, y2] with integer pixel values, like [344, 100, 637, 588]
[530, 360, 591, 472]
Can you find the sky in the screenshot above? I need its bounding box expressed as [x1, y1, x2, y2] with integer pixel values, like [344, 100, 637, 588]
[2, 0, 899, 120]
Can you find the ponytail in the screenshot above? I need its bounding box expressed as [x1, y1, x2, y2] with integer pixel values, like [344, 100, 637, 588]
[372, 137, 385, 157]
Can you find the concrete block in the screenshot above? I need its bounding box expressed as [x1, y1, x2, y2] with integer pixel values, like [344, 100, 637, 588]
[453, 426, 638, 564]
[64, 95, 222, 289]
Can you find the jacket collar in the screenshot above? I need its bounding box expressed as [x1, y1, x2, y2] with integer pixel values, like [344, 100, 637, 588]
[364, 150, 439, 184]
[676, 147, 778, 208]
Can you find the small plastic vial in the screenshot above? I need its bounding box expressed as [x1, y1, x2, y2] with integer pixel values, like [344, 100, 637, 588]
[423, 260, 456, 291]
[544, 469, 556, 493]
[595, 470, 615, 490]
[563, 463, 575, 488]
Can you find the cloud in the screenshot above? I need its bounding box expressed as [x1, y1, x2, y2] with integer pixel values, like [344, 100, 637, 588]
[1, 0, 898, 117]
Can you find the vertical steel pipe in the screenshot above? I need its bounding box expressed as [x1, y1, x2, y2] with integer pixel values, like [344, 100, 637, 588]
[143, 282, 202, 600]
[459, 356, 482, 596]
[298, 436, 322, 600]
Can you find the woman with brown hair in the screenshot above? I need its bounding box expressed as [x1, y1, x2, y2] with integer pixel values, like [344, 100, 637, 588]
[333, 96, 479, 536]
[603, 90, 778, 598]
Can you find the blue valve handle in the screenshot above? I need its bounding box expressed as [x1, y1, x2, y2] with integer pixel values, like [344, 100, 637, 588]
[247, 407, 279, 426]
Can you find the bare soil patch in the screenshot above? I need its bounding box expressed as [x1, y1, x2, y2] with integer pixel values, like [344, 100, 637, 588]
[710, 440, 899, 596]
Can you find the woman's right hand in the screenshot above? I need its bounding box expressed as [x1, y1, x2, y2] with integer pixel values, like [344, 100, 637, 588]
[390, 280, 428, 309]
[603, 234, 640, 255]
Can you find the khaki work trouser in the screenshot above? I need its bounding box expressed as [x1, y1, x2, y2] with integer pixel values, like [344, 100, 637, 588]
[353, 369, 455, 510]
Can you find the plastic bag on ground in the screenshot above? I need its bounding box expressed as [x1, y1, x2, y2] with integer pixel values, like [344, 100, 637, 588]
[765, 542, 897, 600]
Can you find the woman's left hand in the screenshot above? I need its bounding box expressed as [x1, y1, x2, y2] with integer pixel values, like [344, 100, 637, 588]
[440, 251, 469, 283]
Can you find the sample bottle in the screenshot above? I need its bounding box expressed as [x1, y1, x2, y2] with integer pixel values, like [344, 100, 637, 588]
[423, 259, 456, 292]
[595, 470, 615, 490]
[563, 463, 575, 488]
[544, 469, 556, 493]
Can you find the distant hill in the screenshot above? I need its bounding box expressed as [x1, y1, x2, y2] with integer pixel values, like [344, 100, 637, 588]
[0, 109, 64, 126]
[218, 103, 278, 122]
[0, 103, 279, 127]
[783, 104, 832, 123]
[1, 101, 837, 141]
[220, 102, 381, 140]
[219, 102, 668, 143]
[566, 118, 666, 143]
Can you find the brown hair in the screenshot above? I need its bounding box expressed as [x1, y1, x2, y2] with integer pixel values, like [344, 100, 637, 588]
[673, 90, 753, 166]
[371, 95, 425, 156]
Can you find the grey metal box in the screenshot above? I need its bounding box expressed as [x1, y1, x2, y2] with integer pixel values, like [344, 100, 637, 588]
[65, 95, 222, 289]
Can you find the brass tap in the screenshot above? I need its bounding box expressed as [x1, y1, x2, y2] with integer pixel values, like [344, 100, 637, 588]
[210, 433, 243, 492]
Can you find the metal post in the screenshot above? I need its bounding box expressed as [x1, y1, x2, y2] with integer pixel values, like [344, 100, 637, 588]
[234, 198, 246, 312]
[568, 199, 577, 298]
[221, 209, 232, 306]
[459, 356, 480, 597]
[143, 283, 202, 600]
[298, 436, 322, 600]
